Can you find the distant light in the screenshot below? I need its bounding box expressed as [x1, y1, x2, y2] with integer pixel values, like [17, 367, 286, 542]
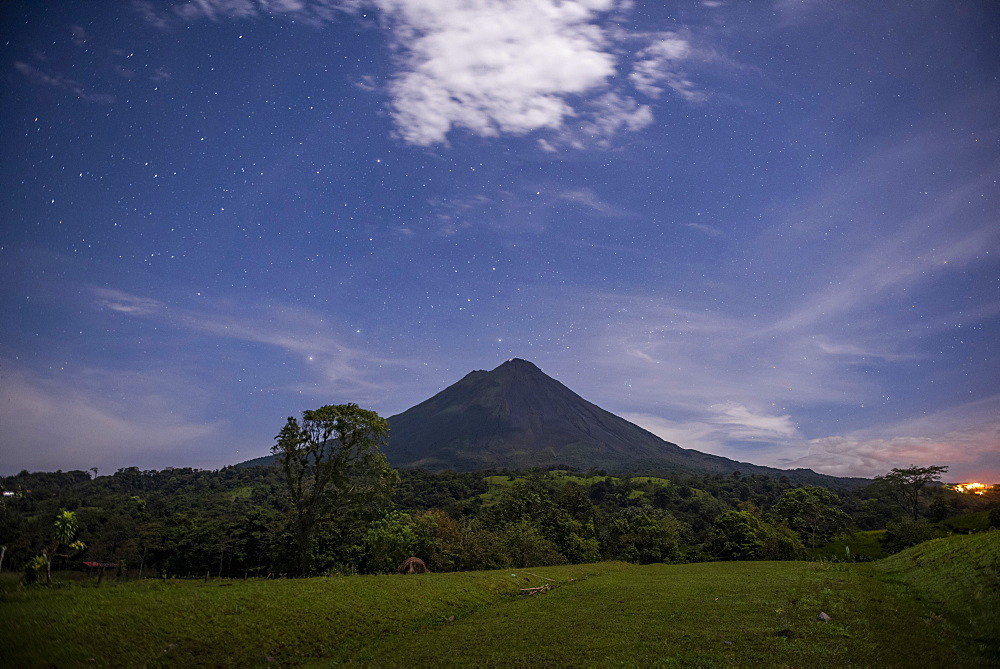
[950, 482, 989, 495]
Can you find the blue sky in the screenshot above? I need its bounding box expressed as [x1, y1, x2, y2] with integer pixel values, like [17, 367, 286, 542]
[2, 0, 998, 481]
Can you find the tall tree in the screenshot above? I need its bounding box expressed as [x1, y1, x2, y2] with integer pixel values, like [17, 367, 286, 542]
[272, 404, 394, 576]
[872, 465, 949, 522]
[769, 486, 849, 549]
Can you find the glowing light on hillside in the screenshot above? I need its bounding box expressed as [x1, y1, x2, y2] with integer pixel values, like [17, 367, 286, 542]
[951, 482, 988, 495]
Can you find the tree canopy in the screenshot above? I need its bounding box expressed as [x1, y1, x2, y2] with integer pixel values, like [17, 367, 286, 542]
[272, 404, 395, 576]
[872, 465, 949, 522]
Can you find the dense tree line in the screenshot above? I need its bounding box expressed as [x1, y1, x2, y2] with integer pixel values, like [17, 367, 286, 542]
[1, 462, 994, 580]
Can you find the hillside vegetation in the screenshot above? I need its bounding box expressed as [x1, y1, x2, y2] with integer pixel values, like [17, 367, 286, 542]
[2, 531, 996, 666]
[876, 531, 1000, 660]
[2, 464, 996, 580]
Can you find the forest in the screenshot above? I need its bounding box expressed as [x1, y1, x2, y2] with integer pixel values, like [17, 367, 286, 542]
[2, 459, 996, 581]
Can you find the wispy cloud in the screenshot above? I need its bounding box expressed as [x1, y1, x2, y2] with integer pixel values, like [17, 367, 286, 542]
[685, 222, 724, 237]
[782, 397, 1000, 481]
[132, 1, 171, 29]
[629, 33, 706, 102]
[0, 284, 430, 474]
[555, 91, 653, 149]
[0, 357, 228, 474]
[133, 0, 360, 30]
[94, 287, 162, 315]
[624, 397, 1000, 482]
[89, 287, 413, 401]
[552, 121, 1000, 480]
[14, 61, 115, 104]
[555, 188, 621, 216]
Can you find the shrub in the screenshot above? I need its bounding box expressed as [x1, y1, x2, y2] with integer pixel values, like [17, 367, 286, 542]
[22, 555, 47, 585]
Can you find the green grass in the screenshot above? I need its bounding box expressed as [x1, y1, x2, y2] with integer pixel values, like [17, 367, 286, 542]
[809, 529, 887, 562]
[2, 533, 996, 666]
[876, 530, 1000, 661]
[939, 510, 991, 533]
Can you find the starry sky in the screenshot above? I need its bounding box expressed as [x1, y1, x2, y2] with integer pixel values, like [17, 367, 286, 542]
[2, 0, 998, 482]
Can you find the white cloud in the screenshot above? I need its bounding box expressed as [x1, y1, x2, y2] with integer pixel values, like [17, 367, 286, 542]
[374, 0, 620, 146]
[132, 0, 713, 147]
[623, 404, 800, 456]
[558, 91, 653, 148]
[626, 399, 1000, 482]
[782, 398, 1000, 481]
[537, 138, 558, 153]
[708, 402, 800, 441]
[629, 33, 706, 102]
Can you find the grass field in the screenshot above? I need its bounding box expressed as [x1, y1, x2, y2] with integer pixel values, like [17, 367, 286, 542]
[2, 532, 996, 666]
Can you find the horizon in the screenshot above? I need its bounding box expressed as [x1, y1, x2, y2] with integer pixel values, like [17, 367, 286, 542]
[2, 1, 998, 482]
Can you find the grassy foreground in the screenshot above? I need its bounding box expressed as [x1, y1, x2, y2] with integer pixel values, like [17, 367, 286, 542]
[2, 533, 996, 666]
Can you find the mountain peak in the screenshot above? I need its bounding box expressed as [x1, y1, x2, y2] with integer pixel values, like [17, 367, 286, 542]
[491, 358, 545, 377]
[496, 358, 540, 370]
[384, 359, 697, 473]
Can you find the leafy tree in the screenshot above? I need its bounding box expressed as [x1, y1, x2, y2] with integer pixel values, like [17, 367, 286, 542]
[501, 519, 565, 568]
[880, 520, 940, 554]
[361, 511, 418, 574]
[872, 465, 948, 522]
[603, 506, 686, 564]
[988, 505, 1000, 529]
[272, 404, 395, 576]
[707, 509, 804, 561]
[456, 518, 510, 571]
[36, 510, 86, 584]
[412, 510, 462, 572]
[769, 486, 849, 548]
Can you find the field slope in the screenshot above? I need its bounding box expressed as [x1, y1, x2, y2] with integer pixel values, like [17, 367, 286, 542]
[2, 532, 996, 666]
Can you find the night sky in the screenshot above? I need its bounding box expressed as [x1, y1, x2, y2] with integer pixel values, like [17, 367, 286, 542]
[2, 0, 998, 482]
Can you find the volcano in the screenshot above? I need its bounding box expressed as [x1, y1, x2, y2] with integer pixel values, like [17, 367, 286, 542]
[383, 359, 835, 481]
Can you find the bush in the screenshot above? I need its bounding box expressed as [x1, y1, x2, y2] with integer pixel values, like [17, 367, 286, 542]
[707, 510, 804, 561]
[22, 555, 46, 585]
[501, 520, 565, 568]
[880, 520, 939, 554]
[360, 511, 417, 574]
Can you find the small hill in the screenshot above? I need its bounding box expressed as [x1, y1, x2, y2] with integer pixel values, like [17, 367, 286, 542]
[380, 359, 856, 485]
[876, 531, 1000, 660]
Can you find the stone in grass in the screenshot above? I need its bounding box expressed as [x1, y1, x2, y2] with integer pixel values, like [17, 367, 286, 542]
[818, 612, 832, 621]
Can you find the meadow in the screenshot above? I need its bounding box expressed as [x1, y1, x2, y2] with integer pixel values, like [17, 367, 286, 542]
[1, 532, 996, 666]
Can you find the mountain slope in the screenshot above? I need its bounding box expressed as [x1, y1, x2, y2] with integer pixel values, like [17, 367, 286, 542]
[382, 359, 847, 483]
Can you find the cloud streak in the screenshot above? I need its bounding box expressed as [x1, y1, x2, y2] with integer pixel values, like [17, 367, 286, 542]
[92, 288, 414, 401]
[14, 61, 115, 104]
